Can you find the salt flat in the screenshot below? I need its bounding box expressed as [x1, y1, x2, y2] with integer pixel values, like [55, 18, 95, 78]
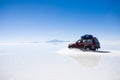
[0, 42, 120, 80]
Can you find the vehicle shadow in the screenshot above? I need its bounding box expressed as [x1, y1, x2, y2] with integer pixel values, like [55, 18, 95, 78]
[93, 50, 110, 53]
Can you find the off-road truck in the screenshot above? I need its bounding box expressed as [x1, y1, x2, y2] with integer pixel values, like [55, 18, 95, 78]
[68, 34, 100, 51]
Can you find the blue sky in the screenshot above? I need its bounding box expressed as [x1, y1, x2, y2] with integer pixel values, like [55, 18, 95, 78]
[0, 0, 120, 42]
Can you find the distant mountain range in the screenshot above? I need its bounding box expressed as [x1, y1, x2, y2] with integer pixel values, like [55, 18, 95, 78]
[18, 39, 71, 44]
[46, 39, 70, 43]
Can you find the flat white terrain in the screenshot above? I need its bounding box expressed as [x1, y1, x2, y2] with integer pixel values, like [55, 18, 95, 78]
[0, 42, 120, 80]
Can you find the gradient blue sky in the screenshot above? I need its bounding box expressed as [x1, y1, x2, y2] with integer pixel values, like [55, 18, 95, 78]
[0, 0, 120, 42]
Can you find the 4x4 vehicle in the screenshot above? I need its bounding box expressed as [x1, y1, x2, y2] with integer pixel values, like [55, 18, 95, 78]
[68, 34, 100, 51]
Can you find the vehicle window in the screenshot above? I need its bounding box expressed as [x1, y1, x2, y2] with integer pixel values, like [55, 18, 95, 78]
[77, 40, 81, 43]
[83, 40, 86, 42]
[87, 39, 92, 43]
[94, 37, 99, 43]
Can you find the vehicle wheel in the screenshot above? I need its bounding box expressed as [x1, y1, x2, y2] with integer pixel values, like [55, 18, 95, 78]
[92, 48, 96, 51]
[68, 45, 72, 49]
[80, 48, 85, 51]
[84, 46, 90, 51]
[68, 46, 72, 49]
[86, 47, 90, 51]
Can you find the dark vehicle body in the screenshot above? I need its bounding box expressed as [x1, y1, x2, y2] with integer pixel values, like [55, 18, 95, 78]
[68, 34, 100, 51]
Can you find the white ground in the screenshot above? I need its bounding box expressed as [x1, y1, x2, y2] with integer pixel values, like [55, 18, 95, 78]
[0, 42, 120, 80]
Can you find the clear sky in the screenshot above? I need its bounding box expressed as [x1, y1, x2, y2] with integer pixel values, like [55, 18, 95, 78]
[0, 0, 120, 42]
